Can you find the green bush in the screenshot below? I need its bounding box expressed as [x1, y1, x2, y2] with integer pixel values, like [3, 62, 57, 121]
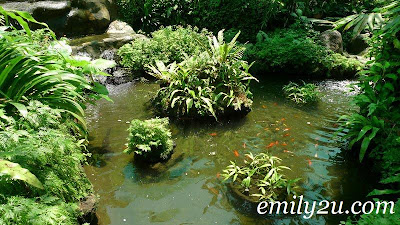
[0, 102, 92, 203]
[148, 31, 257, 120]
[282, 81, 319, 104]
[126, 118, 174, 162]
[117, 26, 211, 72]
[244, 24, 363, 77]
[0, 196, 80, 225]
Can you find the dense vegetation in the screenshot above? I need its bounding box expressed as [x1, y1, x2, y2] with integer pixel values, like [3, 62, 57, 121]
[0, 0, 399, 223]
[125, 118, 174, 162]
[0, 7, 111, 224]
[148, 31, 257, 119]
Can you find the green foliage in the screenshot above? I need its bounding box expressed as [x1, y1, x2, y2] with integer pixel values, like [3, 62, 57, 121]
[148, 30, 257, 119]
[118, 26, 211, 72]
[0, 159, 44, 190]
[0, 101, 92, 202]
[0, 10, 113, 135]
[0, 196, 79, 225]
[334, 0, 400, 38]
[282, 81, 319, 104]
[342, 199, 400, 225]
[245, 23, 363, 77]
[126, 118, 174, 162]
[223, 152, 299, 202]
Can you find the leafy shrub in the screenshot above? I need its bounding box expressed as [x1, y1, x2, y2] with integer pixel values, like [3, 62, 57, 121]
[282, 81, 319, 104]
[126, 118, 174, 162]
[0, 102, 92, 202]
[118, 26, 211, 72]
[223, 152, 299, 202]
[0, 196, 79, 225]
[244, 23, 363, 77]
[148, 31, 257, 120]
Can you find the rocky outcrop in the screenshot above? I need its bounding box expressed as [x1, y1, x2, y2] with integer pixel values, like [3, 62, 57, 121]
[0, 0, 117, 37]
[320, 30, 343, 54]
[69, 21, 147, 85]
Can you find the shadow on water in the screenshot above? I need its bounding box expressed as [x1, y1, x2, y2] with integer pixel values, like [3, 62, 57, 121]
[84, 78, 377, 225]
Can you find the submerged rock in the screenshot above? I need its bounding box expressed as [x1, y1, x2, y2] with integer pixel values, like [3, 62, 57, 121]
[320, 30, 343, 54]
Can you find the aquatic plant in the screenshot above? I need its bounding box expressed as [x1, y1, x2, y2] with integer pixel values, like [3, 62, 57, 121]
[126, 118, 174, 162]
[118, 26, 211, 72]
[223, 152, 299, 202]
[148, 30, 257, 120]
[282, 81, 319, 104]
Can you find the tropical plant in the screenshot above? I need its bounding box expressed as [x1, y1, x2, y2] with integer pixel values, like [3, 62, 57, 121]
[0, 9, 113, 135]
[118, 26, 211, 72]
[283, 81, 319, 104]
[125, 118, 174, 162]
[148, 30, 257, 120]
[0, 159, 44, 190]
[223, 152, 299, 202]
[334, 0, 400, 38]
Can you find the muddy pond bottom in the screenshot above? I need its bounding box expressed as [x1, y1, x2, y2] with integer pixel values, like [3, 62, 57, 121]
[84, 78, 374, 225]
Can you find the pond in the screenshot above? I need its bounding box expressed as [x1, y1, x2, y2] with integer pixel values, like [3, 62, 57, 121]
[84, 77, 375, 225]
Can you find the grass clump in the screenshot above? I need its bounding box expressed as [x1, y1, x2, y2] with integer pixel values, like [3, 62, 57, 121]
[282, 81, 319, 104]
[117, 26, 211, 72]
[223, 152, 299, 202]
[148, 30, 257, 120]
[126, 118, 174, 162]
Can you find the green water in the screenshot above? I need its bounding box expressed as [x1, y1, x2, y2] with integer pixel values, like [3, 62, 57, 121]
[84, 78, 374, 225]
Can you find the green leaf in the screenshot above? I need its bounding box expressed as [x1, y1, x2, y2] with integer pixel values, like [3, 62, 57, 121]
[9, 102, 28, 118]
[359, 137, 372, 162]
[0, 159, 44, 189]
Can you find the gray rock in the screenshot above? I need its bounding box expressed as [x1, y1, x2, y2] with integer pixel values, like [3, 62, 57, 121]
[0, 0, 115, 37]
[320, 30, 343, 53]
[107, 20, 134, 34]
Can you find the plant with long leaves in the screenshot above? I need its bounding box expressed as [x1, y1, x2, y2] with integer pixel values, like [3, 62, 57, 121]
[223, 152, 299, 202]
[148, 30, 258, 120]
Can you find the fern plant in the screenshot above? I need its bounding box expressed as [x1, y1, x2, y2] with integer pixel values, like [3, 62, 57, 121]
[125, 118, 174, 162]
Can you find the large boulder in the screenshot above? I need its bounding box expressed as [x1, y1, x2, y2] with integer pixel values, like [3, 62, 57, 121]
[0, 0, 116, 37]
[320, 30, 343, 54]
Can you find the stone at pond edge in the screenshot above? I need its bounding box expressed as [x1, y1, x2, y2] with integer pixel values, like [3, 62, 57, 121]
[107, 20, 135, 34]
[320, 30, 343, 54]
[78, 194, 98, 224]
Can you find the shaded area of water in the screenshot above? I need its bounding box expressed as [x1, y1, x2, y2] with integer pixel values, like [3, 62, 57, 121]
[84, 78, 375, 225]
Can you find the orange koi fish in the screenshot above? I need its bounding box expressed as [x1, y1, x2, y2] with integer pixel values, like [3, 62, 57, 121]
[283, 133, 290, 137]
[233, 150, 240, 157]
[281, 118, 286, 121]
[281, 142, 288, 146]
[273, 102, 278, 106]
[307, 159, 312, 166]
[315, 143, 319, 148]
[216, 172, 220, 178]
[209, 132, 217, 137]
[284, 128, 291, 132]
[262, 105, 267, 109]
[243, 143, 246, 148]
[291, 138, 295, 142]
[284, 150, 294, 154]
[266, 142, 275, 148]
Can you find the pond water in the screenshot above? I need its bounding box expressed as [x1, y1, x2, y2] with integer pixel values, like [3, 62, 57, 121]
[84, 77, 375, 225]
